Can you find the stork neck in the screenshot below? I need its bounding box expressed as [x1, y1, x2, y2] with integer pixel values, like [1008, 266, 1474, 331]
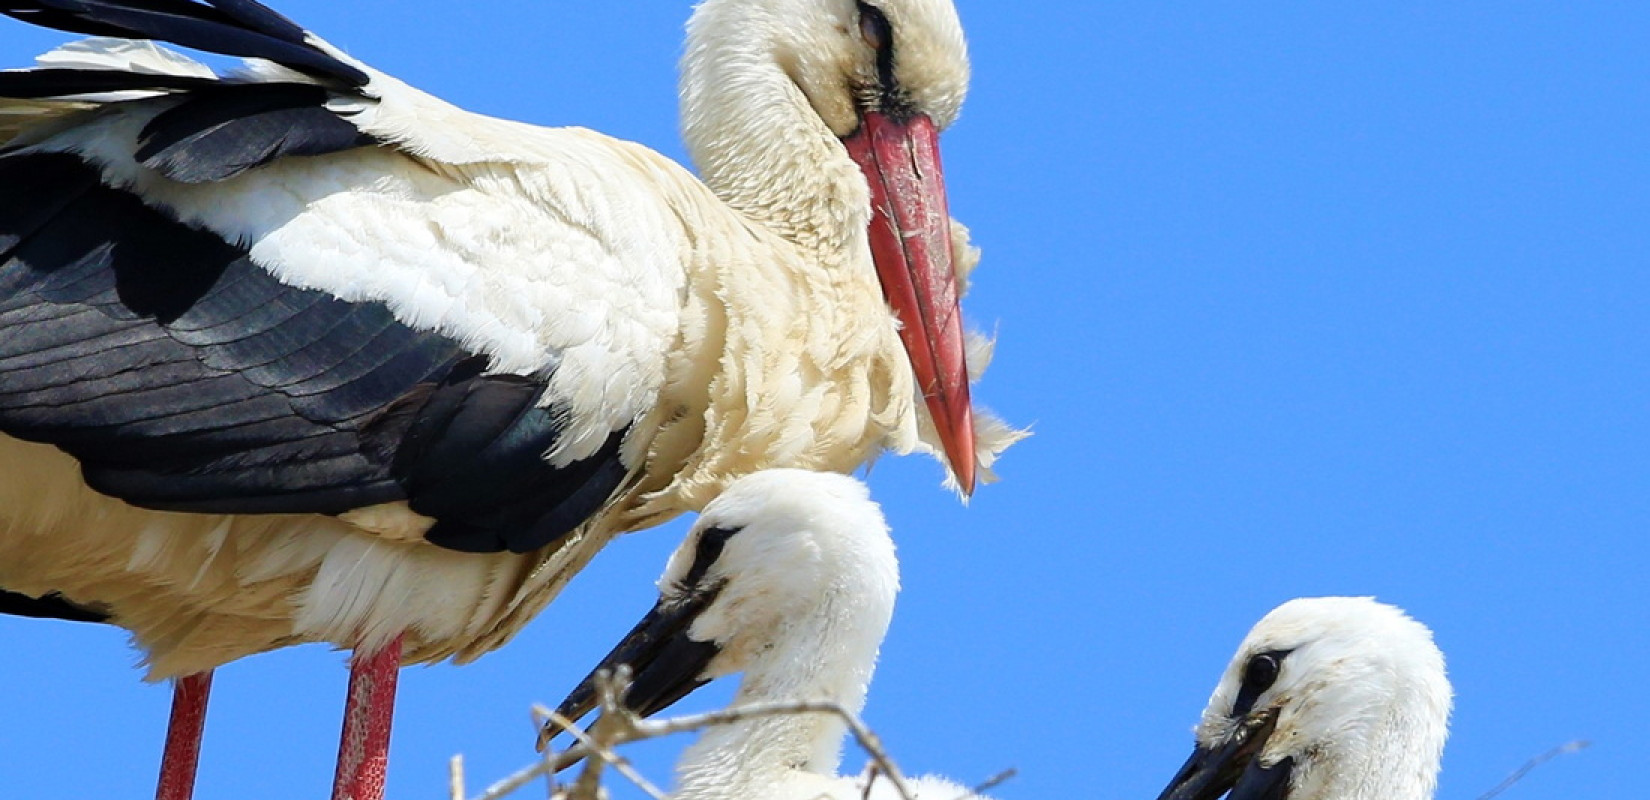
[672, 593, 887, 800]
[1300, 703, 1447, 800]
[679, 3, 869, 260]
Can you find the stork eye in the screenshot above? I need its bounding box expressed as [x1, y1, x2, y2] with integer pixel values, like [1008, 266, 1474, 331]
[1231, 649, 1291, 717]
[857, 2, 892, 52]
[682, 526, 740, 588]
[1244, 653, 1282, 693]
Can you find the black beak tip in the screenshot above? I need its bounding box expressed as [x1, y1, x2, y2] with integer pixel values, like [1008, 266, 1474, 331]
[1155, 711, 1287, 800]
[537, 592, 723, 754]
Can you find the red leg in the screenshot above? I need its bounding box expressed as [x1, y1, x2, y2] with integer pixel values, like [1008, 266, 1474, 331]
[330, 633, 404, 800]
[155, 671, 213, 800]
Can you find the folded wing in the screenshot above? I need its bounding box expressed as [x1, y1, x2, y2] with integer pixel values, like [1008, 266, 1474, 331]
[0, 0, 685, 554]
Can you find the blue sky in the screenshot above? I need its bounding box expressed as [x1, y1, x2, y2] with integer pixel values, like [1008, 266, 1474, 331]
[0, 1, 1645, 798]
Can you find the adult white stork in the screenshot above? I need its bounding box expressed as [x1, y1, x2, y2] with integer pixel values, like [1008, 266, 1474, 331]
[549, 468, 992, 800]
[1153, 597, 1452, 800]
[0, 0, 1020, 797]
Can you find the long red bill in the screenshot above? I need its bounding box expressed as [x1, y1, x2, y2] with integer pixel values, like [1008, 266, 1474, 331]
[842, 111, 977, 494]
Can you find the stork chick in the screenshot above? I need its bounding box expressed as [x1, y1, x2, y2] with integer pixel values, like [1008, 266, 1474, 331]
[1154, 597, 1452, 800]
[551, 469, 993, 800]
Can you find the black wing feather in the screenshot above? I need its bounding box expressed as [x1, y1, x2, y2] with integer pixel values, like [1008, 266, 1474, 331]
[0, 152, 96, 255]
[1, 0, 367, 86]
[369, 378, 631, 554]
[0, 588, 110, 622]
[136, 83, 374, 182]
[2, 1, 381, 179]
[201, 0, 305, 43]
[0, 68, 220, 99]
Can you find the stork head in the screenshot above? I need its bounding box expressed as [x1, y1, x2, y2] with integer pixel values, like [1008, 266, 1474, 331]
[1155, 597, 1452, 800]
[683, 0, 979, 493]
[544, 469, 898, 749]
[745, 0, 969, 138]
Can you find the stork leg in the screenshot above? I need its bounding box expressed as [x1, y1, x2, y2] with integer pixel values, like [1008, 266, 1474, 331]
[330, 633, 405, 800]
[155, 671, 213, 800]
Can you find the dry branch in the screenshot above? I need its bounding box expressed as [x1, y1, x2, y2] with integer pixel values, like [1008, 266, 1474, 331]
[969, 769, 1018, 795]
[1473, 740, 1590, 800]
[463, 669, 927, 800]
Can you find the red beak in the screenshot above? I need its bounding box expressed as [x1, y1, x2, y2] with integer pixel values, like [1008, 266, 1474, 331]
[842, 112, 977, 494]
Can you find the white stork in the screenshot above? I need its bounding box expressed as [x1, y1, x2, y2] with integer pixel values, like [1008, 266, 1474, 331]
[548, 468, 993, 800]
[1153, 597, 1452, 800]
[0, 0, 1020, 797]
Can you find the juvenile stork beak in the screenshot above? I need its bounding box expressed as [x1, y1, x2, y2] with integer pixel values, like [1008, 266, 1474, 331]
[842, 111, 977, 494]
[1155, 709, 1294, 800]
[537, 588, 722, 753]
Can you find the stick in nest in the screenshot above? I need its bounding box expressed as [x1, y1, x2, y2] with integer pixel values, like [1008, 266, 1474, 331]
[462, 669, 941, 800]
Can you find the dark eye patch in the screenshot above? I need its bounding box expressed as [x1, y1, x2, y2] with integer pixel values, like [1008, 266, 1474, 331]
[854, 1, 899, 97]
[857, 1, 889, 51]
[1232, 649, 1292, 718]
[681, 526, 739, 589]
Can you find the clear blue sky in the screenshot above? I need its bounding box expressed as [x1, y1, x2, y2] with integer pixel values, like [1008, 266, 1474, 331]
[0, 2, 1644, 798]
